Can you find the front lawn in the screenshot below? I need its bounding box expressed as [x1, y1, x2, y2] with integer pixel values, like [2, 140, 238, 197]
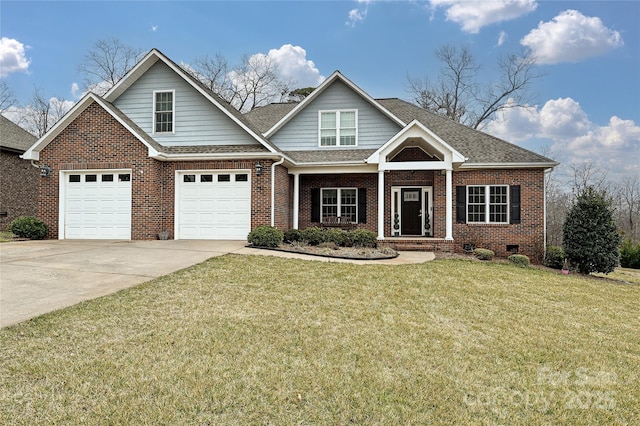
[1, 255, 638, 424]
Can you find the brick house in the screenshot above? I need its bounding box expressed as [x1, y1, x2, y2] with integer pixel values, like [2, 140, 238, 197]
[0, 115, 38, 228]
[22, 48, 557, 258]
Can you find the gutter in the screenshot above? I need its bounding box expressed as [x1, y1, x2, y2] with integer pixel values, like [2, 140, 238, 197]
[271, 157, 286, 227]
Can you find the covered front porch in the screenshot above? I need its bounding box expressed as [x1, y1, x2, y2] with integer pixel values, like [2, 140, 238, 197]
[368, 119, 466, 242]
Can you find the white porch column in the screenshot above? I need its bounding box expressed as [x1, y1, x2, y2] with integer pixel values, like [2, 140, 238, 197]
[445, 169, 453, 240]
[293, 173, 300, 229]
[377, 170, 385, 240]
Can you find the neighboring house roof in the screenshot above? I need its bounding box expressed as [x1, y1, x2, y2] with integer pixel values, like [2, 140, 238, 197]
[0, 115, 36, 153]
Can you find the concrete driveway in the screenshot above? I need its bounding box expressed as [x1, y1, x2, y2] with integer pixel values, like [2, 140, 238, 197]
[0, 240, 247, 328]
[1, 240, 434, 328]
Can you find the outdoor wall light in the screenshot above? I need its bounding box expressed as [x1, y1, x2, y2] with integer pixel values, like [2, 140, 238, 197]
[255, 162, 263, 176]
[40, 165, 51, 177]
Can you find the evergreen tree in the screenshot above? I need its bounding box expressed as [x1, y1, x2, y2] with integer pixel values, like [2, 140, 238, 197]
[563, 187, 622, 274]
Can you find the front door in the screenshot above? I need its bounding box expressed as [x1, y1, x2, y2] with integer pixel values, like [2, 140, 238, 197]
[401, 189, 422, 235]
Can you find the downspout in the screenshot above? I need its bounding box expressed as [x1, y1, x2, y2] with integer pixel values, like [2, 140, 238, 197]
[543, 168, 549, 259]
[270, 157, 285, 227]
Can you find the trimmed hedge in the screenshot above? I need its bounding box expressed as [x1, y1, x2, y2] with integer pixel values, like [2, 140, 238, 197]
[300, 226, 324, 246]
[247, 226, 283, 248]
[544, 245, 565, 269]
[474, 248, 495, 261]
[508, 254, 530, 268]
[349, 229, 377, 248]
[9, 216, 48, 240]
[283, 229, 302, 244]
[620, 239, 640, 269]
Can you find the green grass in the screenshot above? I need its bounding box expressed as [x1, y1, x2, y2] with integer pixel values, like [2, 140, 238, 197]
[0, 231, 16, 243]
[1, 255, 638, 425]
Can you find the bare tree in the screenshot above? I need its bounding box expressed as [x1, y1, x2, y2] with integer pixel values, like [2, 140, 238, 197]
[408, 45, 477, 124]
[186, 53, 232, 98]
[185, 52, 294, 112]
[0, 81, 16, 112]
[613, 176, 640, 241]
[77, 38, 144, 95]
[407, 44, 541, 129]
[568, 161, 610, 196]
[228, 54, 293, 112]
[21, 88, 70, 137]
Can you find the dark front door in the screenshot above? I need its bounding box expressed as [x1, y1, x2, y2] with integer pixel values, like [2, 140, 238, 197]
[401, 189, 422, 235]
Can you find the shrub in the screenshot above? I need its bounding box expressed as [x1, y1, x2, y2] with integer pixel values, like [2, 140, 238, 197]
[283, 229, 302, 244]
[563, 187, 621, 274]
[247, 226, 283, 248]
[323, 228, 348, 246]
[620, 239, 640, 269]
[348, 229, 377, 248]
[9, 216, 48, 239]
[300, 226, 324, 246]
[508, 254, 530, 268]
[474, 248, 494, 261]
[544, 246, 565, 270]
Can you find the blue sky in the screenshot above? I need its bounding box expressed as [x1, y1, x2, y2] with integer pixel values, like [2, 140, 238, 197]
[2, 0, 639, 182]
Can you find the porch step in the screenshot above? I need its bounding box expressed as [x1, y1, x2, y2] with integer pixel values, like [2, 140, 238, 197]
[379, 239, 455, 252]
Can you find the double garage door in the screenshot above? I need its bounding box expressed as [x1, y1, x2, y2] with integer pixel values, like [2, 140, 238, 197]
[61, 170, 251, 240]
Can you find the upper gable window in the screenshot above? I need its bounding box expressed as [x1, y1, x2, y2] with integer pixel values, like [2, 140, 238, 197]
[319, 110, 357, 147]
[154, 91, 174, 133]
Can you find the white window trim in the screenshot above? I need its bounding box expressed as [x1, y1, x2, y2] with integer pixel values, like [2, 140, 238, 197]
[467, 185, 509, 224]
[318, 109, 358, 147]
[320, 187, 358, 223]
[153, 90, 175, 134]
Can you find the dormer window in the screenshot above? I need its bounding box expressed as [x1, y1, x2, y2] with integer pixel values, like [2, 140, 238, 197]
[319, 110, 357, 147]
[154, 90, 174, 133]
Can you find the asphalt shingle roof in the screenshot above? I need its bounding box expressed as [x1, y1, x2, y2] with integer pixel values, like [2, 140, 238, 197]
[243, 98, 557, 165]
[376, 98, 556, 165]
[244, 102, 298, 133]
[284, 149, 377, 164]
[0, 115, 36, 153]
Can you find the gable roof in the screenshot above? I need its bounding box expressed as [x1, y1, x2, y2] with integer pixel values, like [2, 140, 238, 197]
[244, 98, 556, 167]
[377, 98, 557, 167]
[261, 71, 405, 138]
[0, 115, 36, 153]
[104, 48, 279, 154]
[21, 93, 165, 161]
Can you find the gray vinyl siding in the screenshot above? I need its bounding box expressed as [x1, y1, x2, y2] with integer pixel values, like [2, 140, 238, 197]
[270, 81, 402, 151]
[113, 62, 258, 146]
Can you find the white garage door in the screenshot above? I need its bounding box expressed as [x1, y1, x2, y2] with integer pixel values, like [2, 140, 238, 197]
[63, 171, 132, 239]
[176, 171, 251, 240]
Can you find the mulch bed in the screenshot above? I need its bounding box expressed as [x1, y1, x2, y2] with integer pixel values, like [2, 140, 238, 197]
[249, 244, 399, 260]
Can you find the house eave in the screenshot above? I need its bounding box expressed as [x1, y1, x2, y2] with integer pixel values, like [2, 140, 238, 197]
[149, 152, 284, 162]
[459, 162, 559, 170]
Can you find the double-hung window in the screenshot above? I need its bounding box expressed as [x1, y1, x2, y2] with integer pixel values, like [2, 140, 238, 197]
[319, 110, 357, 147]
[467, 185, 508, 223]
[154, 91, 174, 133]
[321, 188, 357, 222]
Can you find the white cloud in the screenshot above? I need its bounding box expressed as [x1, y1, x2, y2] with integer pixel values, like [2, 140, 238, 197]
[265, 44, 324, 87]
[347, 0, 371, 27]
[497, 31, 507, 46]
[0, 37, 31, 77]
[521, 9, 623, 64]
[429, 0, 537, 33]
[485, 98, 640, 180]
